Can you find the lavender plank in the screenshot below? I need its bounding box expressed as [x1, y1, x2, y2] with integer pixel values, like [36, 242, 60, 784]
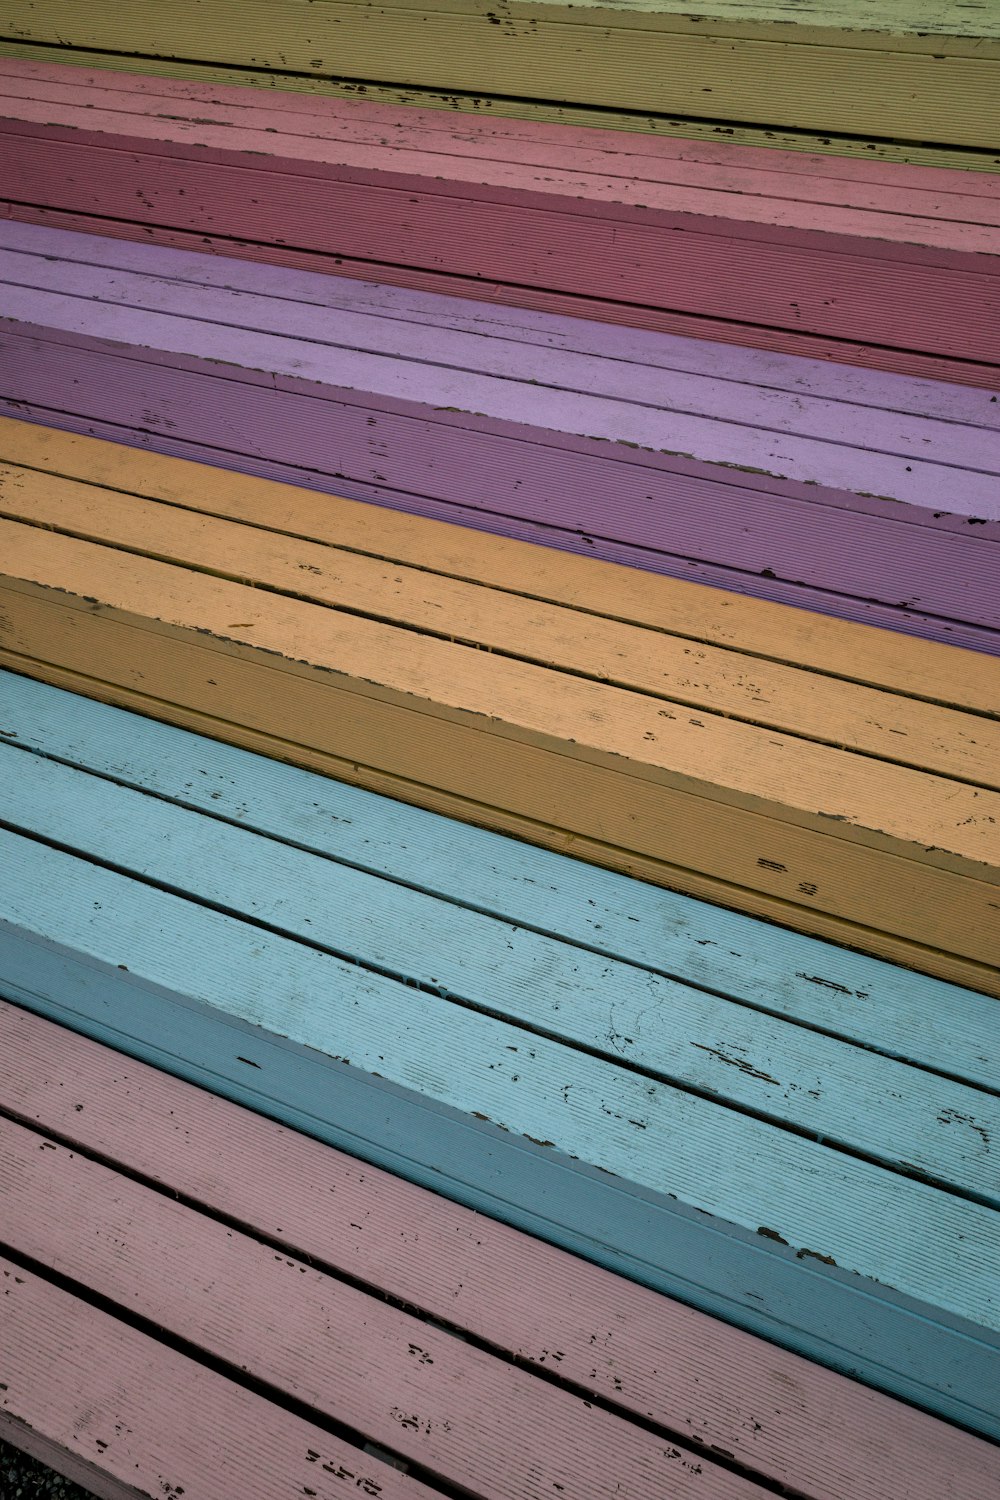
[1, 221, 998, 650]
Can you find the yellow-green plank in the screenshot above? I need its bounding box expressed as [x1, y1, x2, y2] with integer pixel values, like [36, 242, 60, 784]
[2, 0, 999, 154]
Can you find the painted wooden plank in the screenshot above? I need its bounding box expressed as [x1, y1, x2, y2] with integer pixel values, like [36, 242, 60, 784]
[2, 230, 999, 649]
[6, 461, 1000, 790]
[0, 1255, 433, 1500]
[0, 1115, 770, 1500]
[7, 826, 1000, 1325]
[1, 497, 998, 988]
[5, 58, 998, 216]
[1, 0, 998, 148]
[5, 227, 998, 516]
[6, 1000, 997, 1499]
[4, 741, 997, 1204]
[5, 418, 998, 717]
[1, 65, 998, 381]
[2, 919, 999, 1440]
[1, 46, 998, 179]
[5, 670, 996, 1090]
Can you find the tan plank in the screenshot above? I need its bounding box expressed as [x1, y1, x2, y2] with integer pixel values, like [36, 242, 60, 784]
[1, 526, 997, 987]
[4, 463, 999, 790]
[2, 419, 996, 718]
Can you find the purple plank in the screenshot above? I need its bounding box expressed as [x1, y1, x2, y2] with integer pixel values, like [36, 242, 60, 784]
[1, 224, 998, 648]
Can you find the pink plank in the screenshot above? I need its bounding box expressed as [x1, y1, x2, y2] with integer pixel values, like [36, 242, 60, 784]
[1, 1113, 763, 1500]
[2, 999, 995, 1500]
[6, 200, 998, 391]
[0, 1256, 433, 1500]
[4, 57, 998, 221]
[1, 62, 997, 377]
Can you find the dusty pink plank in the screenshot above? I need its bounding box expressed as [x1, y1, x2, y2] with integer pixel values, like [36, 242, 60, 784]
[2, 1000, 995, 1500]
[1, 61, 997, 381]
[1, 1113, 761, 1500]
[6, 200, 998, 392]
[0, 1255, 433, 1500]
[3, 58, 998, 223]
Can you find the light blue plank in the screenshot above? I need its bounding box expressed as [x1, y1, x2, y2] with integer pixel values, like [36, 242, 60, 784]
[1, 829, 998, 1339]
[1, 733, 997, 1208]
[1, 930, 998, 1442]
[2, 669, 992, 1089]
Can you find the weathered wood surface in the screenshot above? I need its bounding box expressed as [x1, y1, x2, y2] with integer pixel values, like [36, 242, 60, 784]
[1, 690, 999, 1435]
[3, 1003, 998, 1495]
[2, 43, 998, 177]
[1, 0, 998, 149]
[4, 1121, 756, 1499]
[1, 1255, 433, 1500]
[1, 430, 998, 988]
[2, 225, 999, 651]
[2, 63, 998, 385]
[7, 669, 997, 1085]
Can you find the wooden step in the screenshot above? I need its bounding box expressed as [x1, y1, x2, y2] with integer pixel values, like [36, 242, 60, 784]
[2, 60, 998, 386]
[4, 1003, 997, 1494]
[0, 0, 997, 152]
[2, 221, 999, 650]
[1, 674, 998, 1434]
[1, 425, 998, 988]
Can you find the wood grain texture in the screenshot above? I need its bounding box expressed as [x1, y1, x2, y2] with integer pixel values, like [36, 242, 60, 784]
[5, 743, 999, 1207]
[5, 921, 999, 1441]
[0, 1114, 771, 1500]
[2, 687, 999, 1343]
[1, 62, 998, 381]
[0, 1254, 432, 1500]
[4, 418, 996, 718]
[5, 997, 997, 1498]
[1, 0, 998, 148]
[0, 429, 998, 987]
[2, 223, 999, 650]
[2, 45, 998, 176]
[6, 671, 997, 1090]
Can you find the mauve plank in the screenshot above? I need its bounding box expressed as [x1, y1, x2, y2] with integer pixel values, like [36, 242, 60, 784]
[0, 1113, 767, 1500]
[0, 1255, 432, 1500]
[3, 999, 998, 1500]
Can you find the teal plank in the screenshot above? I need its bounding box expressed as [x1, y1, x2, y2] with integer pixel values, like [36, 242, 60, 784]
[1, 733, 996, 1209]
[1, 672, 993, 1090]
[3, 933, 997, 1443]
[1, 827, 998, 1337]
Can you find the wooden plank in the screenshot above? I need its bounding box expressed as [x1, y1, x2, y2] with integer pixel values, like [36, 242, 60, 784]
[6, 671, 997, 1090]
[1, 44, 998, 177]
[4, 928, 998, 1441]
[4, 742, 998, 1204]
[3, 582, 997, 994]
[7, 826, 999, 1325]
[5, 999, 997, 1497]
[2, 727, 999, 1336]
[6, 462, 1000, 790]
[5, 417, 997, 717]
[0, 1114, 770, 1500]
[0, 489, 998, 985]
[3, 227, 999, 650]
[1, 64, 998, 381]
[0, 1254, 434, 1500]
[1, 0, 998, 148]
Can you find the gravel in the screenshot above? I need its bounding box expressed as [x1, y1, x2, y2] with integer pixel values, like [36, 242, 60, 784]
[0, 1440, 98, 1500]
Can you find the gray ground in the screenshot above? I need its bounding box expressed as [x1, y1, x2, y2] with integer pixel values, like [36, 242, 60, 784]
[0, 1441, 97, 1500]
